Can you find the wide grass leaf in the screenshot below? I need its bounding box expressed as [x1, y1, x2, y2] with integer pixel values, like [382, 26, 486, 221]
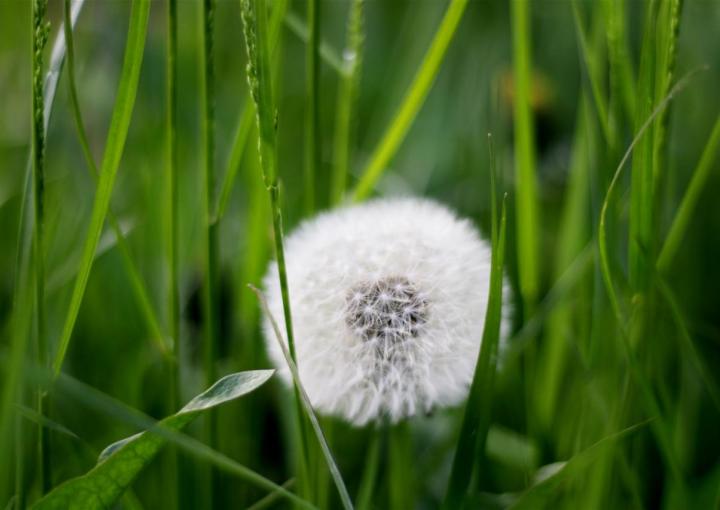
[32, 370, 274, 510]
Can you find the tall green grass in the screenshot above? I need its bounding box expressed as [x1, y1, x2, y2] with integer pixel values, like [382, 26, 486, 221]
[1, 0, 719, 508]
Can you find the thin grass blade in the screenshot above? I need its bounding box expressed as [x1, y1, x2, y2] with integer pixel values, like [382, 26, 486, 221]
[658, 115, 720, 271]
[331, 0, 364, 205]
[51, 0, 151, 376]
[251, 286, 354, 510]
[351, 0, 469, 201]
[443, 153, 507, 507]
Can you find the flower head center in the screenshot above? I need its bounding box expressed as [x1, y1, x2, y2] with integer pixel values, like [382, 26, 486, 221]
[346, 276, 428, 345]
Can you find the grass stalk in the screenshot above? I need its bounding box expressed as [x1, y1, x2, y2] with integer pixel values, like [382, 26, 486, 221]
[240, 0, 311, 497]
[31, 0, 51, 493]
[200, 0, 218, 392]
[510, 0, 540, 314]
[331, 0, 364, 205]
[304, 0, 320, 214]
[214, 0, 287, 224]
[351, 0, 468, 201]
[1, 3, 87, 501]
[388, 422, 412, 510]
[199, 0, 219, 504]
[602, 0, 636, 124]
[166, 0, 180, 408]
[165, 0, 180, 506]
[628, 1, 660, 292]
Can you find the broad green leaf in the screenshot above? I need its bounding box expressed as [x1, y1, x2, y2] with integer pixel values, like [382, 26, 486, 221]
[32, 370, 274, 510]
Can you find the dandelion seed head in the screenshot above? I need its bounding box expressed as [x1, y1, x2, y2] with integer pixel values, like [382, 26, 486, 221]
[261, 197, 509, 425]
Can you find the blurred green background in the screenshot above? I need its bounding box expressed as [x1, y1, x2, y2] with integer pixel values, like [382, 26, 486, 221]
[1, 0, 720, 508]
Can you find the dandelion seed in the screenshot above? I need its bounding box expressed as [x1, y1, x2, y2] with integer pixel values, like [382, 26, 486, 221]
[261, 197, 509, 425]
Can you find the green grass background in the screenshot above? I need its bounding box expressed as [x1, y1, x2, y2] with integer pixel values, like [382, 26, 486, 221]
[1, 0, 720, 508]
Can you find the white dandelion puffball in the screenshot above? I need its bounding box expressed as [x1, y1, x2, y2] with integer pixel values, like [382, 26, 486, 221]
[261, 197, 507, 426]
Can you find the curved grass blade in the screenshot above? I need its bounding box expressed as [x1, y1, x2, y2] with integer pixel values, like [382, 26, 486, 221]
[657, 115, 720, 271]
[655, 278, 720, 411]
[509, 420, 651, 509]
[62, 0, 168, 357]
[52, 0, 151, 377]
[598, 68, 705, 326]
[351, 0, 469, 201]
[32, 371, 281, 510]
[443, 166, 507, 507]
[251, 286, 354, 510]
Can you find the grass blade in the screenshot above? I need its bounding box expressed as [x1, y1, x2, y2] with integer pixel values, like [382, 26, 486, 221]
[32, 371, 278, 509]
[331, 0, 364, 205]
[51, 0, 151, 376]
[443, 143, 507, 508]
[509, 419, 651, 509]
[571, 0, 612, 147]
[599, 68, 704, 325]
[354, 432, 380, 510]
[657, 115, 720, 271]
[251, 286, 354, 510]
[536, 95, 593, 429]
[351, 0, 469, 201]
[62, 0, 168, 357]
